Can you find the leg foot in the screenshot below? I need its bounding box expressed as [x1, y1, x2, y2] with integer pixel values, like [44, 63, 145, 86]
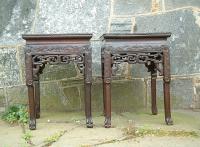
[152, 108, 158, 115]
[86, 117, 93, 128]
[165, 117, 173, 125]
[29, 119, 36, 130]
[104, 117, 111, 128]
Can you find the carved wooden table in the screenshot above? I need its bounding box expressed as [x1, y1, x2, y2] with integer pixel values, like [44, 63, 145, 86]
[22, 34, 93, 130]
[101, 33, 173, 128]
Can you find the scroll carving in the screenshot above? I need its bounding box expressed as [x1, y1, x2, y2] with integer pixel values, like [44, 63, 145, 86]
[111, 52, 163, 75]
[32, 54, 85, 78]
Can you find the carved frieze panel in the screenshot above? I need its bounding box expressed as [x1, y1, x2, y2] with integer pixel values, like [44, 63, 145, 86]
[31, 54, 85, 78]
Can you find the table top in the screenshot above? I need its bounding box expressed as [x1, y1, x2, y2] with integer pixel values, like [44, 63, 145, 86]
[100, 33, 171, 41]
[22, 34, 93, 45]
[22, 34, 93, 40]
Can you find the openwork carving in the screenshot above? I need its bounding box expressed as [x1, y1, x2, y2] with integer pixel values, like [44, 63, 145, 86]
[32, 54, 85, 78]
[112, 52, 163, 64]
[111, 52, 163, 75]
[32, 54, 84, 65]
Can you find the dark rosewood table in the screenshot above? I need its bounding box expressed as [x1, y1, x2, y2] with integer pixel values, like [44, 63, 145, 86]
[22, 34, 93, 130]
[101, 33, 173, 128]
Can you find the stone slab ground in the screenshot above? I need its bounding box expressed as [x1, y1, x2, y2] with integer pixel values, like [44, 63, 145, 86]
[0, 110, 200, 147]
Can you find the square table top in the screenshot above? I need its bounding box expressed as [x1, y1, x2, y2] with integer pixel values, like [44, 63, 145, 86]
[22, 34, 93, 45]
[100, 33, 171, 41]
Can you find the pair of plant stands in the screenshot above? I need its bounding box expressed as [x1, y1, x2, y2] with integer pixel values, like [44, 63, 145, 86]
[22, 33, 173, 130]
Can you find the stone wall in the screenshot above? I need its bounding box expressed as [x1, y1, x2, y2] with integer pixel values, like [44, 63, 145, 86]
[0, 0, 200, 112]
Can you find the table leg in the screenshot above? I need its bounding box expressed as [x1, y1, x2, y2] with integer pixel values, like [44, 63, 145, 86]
[28, 86, 36, 130]
[163, 48, 173, 125]
[101, 60, 106, 116]
[25, 54, 36, 130]
[84, 51, 93, 128]
[103, 51, 112, 128]
[34, 80, 40, 119]
[151, 68, 158, 115]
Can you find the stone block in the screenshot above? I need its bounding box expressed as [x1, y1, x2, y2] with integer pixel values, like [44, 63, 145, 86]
[194, 85, 200, 108]
[113, 0, 152, 15]
[91, 41, 101, 76]
[0, 0, 36, 45]
[16, 46, 26, 84]
[170, 79, 194, 109]
[0, 88, 5, 112]
[6, 85, 27, 105]
[111, 79, 146, 112]
[165, 0, 200, 10]
[191, 78, 200, 109]
[131, 64, 150, 78]
[4, 80, 81, 111]
[0, 47, 20, 86]
[0, 0, 17, 35]
[92, 79, 146, 112]
[110, 18, 132, 33]
[34, 0, 110, 40]
[40, 64, 77, 81]
[135, 8, 200, 75]
[60, 86, 83, 111]
[40, 82, 78, 111]
[146, 78, 194, 109]
[4, 79, 146, 113]
[5, 81, 83, 112]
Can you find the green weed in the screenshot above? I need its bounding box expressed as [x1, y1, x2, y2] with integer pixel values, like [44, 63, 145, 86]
[1, 104, 28, 125]
[22, 131, 33, 145]
[44, 131, 65, 146]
